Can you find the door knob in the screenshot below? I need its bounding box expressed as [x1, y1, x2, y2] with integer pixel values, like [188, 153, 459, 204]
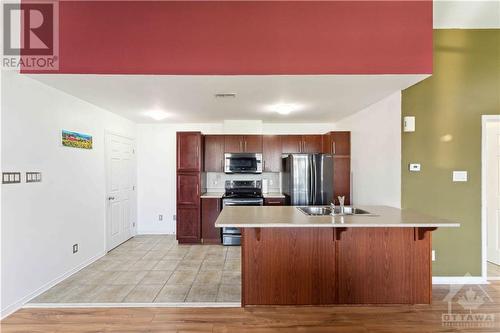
[108, 196, 115, 200]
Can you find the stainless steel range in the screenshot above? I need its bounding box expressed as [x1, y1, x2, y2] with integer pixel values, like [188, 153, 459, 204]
[221, 180, 263, 246]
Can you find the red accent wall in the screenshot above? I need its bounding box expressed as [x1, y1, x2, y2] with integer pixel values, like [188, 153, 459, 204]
[34, 1, 433, 74]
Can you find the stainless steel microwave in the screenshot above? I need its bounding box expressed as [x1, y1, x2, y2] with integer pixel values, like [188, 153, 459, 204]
[224, 153, 263, 174]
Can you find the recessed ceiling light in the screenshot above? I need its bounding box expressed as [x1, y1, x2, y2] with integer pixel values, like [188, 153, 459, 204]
[144, 110, 169, 121]
[267, 103, 299, 115]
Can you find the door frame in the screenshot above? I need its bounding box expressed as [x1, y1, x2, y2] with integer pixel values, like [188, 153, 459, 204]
[482, 115, 500, 281]
[104, 130, 137, 252]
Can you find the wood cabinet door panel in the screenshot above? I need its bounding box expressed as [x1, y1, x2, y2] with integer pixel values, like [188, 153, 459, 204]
[337, 228, 413, 304]
[302, 135, 323, 153]
[264, 198, 285, 206]
[201, 198, 221, 243]
[177, 174, 200, 205]
[204, 135, 225, 172]
[177, 207, 200, 242]
[224, 135, 243, 153]
[243, 135, 263, 153]
[263, 135, 282, 172]
[281, 135, 302, 154]
[242, 227, 336, 305]
[333, 157, 351, 205]
[177, 132, 201, 171]
[331, 132, 351, 156]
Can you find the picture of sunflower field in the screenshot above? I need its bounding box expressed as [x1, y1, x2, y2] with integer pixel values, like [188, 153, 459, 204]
[62, 130, 93, 149]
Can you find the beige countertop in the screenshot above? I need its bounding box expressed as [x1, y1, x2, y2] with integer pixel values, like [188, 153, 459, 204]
[200, 192, 224, 199]
[215, 205, 460, 228]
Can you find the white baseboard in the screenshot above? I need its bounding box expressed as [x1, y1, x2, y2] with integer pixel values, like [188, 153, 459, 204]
[432, 276, 488, 285]
[1, 251, 105, 320]
[24, 302, 240, 308]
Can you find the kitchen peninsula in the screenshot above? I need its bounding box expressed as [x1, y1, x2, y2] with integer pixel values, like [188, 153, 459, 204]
[215, 205, 459, 306]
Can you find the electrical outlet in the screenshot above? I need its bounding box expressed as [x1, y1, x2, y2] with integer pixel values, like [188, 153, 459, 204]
[73, 244, 78, 254]
[173, 214, 176, 221]
[432, 250, 436, 261]
[159, 214, 163, 221]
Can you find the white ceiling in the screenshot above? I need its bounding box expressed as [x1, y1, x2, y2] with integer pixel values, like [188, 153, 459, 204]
[433, 0, 500, 28]
[31, 74, 428, 123]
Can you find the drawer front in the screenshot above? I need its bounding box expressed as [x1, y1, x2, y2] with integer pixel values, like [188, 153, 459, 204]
[264, 198, 285, 206]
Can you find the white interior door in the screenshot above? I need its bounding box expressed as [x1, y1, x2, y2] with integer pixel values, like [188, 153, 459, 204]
[106, 133, 135, 251]
[487, 120, 500, 265]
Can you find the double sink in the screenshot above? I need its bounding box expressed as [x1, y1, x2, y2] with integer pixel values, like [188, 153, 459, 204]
[297, 206, 374, 216]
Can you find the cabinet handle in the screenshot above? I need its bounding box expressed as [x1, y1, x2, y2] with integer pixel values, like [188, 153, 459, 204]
[245, 141, 247, 151]
[239, 140, 242, 152]
[196, 145, 199, 158]
[303, 140, 306, 152]
[332, 142, 336, 155]
[263, 160, 266, 171]
[267, 201, 281, 204]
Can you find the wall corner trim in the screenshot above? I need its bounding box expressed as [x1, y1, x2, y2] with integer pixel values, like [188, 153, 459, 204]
[1, 251, 106, 320]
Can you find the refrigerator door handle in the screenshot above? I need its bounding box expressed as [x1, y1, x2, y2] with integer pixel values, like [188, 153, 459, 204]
[312, 156, 317, 204]
[309, 155, 315, 205]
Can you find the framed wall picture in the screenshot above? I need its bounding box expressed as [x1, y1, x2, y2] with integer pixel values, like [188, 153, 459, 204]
[62, 130, 93, 149]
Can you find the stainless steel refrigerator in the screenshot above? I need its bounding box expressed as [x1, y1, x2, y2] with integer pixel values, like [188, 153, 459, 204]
[282, 154, 334, 206]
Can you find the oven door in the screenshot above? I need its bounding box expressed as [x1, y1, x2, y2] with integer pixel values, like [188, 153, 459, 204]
[224, 153, 262, 174]
[221, 197, 263, 245]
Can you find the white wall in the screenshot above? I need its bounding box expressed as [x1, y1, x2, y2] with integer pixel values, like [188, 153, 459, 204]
[136, 122, 335, 234]
[335, 92, 401, 208]
[1, 71, 136, 318]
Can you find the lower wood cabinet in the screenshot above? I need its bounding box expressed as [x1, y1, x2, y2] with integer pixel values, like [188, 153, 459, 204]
[176, 206, 201, 244]
[201, 198, 222, 244]
[264, 198, 285, 206]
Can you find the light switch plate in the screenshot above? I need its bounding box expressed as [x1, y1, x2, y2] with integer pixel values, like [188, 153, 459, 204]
[409, 163, 421, 172]
[26, 172, 42, 183]
[2, 172, 21, 184]
[453, 171, 468, 182]
[403, 116, 416, 132]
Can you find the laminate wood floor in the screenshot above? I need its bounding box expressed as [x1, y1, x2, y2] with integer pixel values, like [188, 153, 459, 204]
[3, 282, 500, 333]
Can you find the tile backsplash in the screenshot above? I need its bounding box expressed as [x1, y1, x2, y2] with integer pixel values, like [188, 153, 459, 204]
[205, 172, 281, 193]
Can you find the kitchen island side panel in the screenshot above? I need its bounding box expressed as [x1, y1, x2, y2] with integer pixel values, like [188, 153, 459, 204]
[241, 227, 432, 306]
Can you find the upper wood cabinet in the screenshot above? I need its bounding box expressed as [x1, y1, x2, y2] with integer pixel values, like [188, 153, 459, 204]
[323, 131, 351, 156]
[281, 135, 322, 154]
[281, 135, 302, 154]
[204, 135, 225, 172]
[302, 135, 323, 153]
[177, 132, 202, 172]
[244, 135, 263, 153]
[224, 135, 262, 153]
[262, 135, 282, 172]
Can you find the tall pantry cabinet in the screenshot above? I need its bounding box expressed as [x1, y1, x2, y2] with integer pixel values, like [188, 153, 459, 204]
[176, 132, 203, 244]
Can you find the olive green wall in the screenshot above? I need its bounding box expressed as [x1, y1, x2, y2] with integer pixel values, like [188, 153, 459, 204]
[402, 30, 500, 276]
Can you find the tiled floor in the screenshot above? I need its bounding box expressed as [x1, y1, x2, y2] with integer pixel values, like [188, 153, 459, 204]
[30, 235, 241, 304]
[488, 261, 500, 278]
